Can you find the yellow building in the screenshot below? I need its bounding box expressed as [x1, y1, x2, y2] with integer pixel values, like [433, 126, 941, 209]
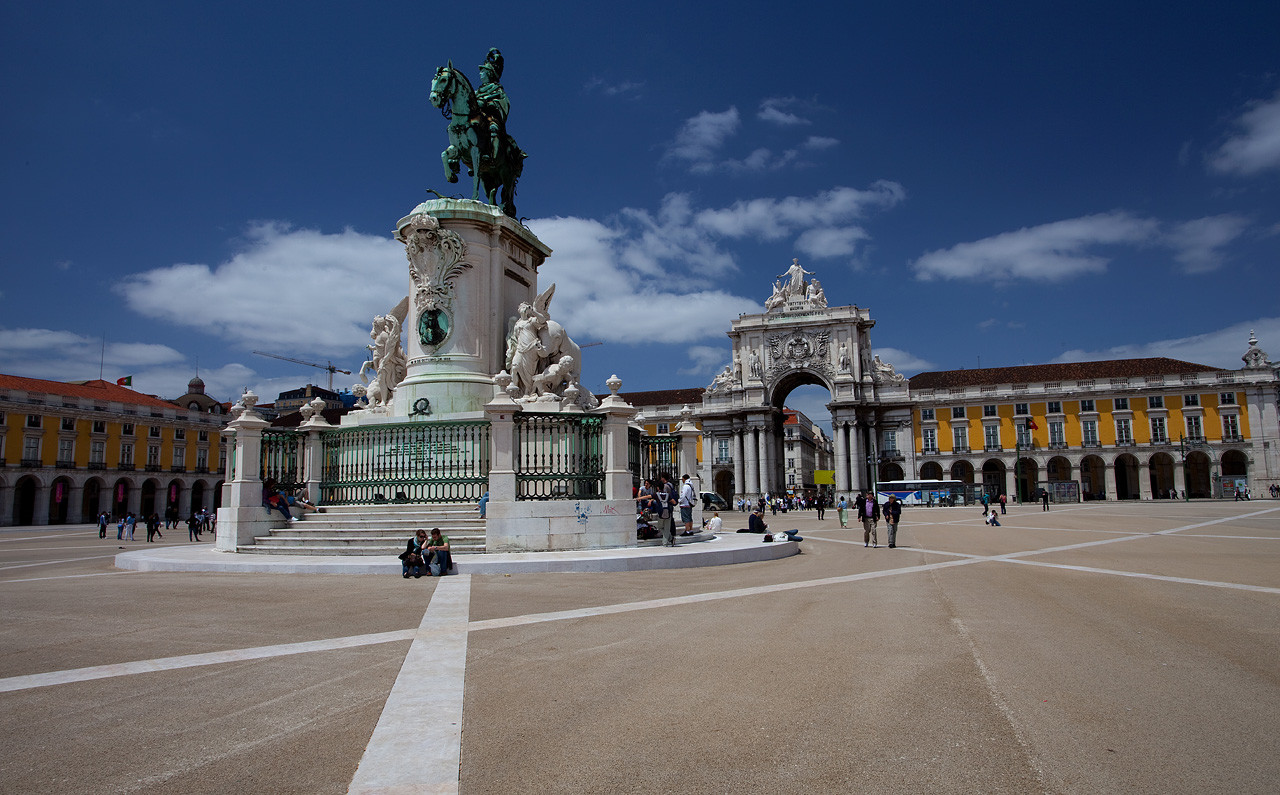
[0, 374, 229, 524]
[907, 350, 1278, 501]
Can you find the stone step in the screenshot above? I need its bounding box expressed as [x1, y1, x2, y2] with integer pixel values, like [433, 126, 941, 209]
[264, 529, 485, 540]
[295, 517, 486, 529]
[257, 536, 485, 547]
[236, 544, 484, 556]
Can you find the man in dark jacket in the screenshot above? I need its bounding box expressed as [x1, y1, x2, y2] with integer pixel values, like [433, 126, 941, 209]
[883, 495, 902, 548]
[854, 490, 881, 548]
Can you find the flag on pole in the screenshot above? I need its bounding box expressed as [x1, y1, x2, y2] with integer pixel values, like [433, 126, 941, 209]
[1026, 418, 1038, 431]
[814, 470, 836, 485]
[116, 376, 133, 387]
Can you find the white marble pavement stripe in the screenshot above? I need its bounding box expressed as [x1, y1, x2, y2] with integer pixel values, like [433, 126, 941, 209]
[0, 553, 130, 571]
[999, 558, 1280, 595]
[349, 574, 472, 795]
[0, 629, 416, 694]
[0, 571, 140, 585]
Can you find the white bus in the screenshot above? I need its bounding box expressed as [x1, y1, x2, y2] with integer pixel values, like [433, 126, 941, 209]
[876, 479, 966, 506]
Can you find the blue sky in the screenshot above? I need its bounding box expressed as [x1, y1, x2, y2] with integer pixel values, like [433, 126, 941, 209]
[3, 2, 1279, 425]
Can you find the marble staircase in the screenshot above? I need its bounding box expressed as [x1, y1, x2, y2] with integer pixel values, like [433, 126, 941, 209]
[237, 503, 485, 555]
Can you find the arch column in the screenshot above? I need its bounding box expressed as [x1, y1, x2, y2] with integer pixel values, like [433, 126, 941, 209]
[66, 482, 84, 524]
[178, 481, 193, 519]
[850, 421, 867, 493]
[732, 430, 745, 504]
[32, 481, 50, 525]
[743, 428, 758, 496]
[0, 484, 10, 527]
[1138, 462, 1152, 500]
[756, 425, 771, 496]
[834, 421, 849, 494]
[1104, 463, 1117, 500]
[1173, 460, 1186, 498]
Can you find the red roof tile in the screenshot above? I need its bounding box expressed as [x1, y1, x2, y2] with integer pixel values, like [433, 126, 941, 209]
[908, 357, 1223, 390]
[0, 374, 184, 411]
[617, 388, 707, 407]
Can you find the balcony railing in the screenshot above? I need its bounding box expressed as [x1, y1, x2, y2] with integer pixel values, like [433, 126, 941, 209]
[1081, 441, 1101, 448]
[145, 464, 162, 472]
[920, 447, 939, 456]
[1222, 434, 1244, 443]
[713, 457, 734, 466]
[20, 458, 43, 468]
[952, 446, 970, 454]
[1048, 442, 1069, 450]
[88, 461, 106, 470]
[984, 445, 1003, 453]
[118, 463, 135, 471]
[56, 459, 76, 469]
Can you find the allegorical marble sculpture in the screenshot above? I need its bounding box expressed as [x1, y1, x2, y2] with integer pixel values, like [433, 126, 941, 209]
[355, 297, 409, 412]
[766, 258, 829, 312]
[503, 284, 596, 408]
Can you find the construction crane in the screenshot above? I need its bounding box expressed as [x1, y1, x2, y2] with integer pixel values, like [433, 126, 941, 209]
[252, 351, 352, 390]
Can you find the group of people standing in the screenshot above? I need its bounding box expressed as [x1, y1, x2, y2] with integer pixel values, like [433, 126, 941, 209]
[97, 508, 213, 543]
[831, 491, 902, 548]
[635, 473, 698, 546]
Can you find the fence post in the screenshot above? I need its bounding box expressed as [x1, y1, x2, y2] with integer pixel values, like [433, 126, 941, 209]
[215, 391, 276, 552]
[298, 397, 331, 503]
[598, 375, 639, 500]
[676, 404, 703, 527]
[484, 377, 519, 503]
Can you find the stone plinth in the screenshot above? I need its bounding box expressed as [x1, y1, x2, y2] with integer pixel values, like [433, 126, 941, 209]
[484, 498, 636, 552]
[389, 199, 551, 420]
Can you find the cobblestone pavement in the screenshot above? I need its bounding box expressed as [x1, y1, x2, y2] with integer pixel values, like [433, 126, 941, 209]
[2, 500, 1278, 793]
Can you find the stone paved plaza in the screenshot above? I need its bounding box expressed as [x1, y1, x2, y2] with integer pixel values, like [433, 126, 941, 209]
[2, 500, 1279, 793]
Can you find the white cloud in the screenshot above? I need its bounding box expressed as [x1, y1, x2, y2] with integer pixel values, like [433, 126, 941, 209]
[912, 212, 1160, 282]
[1053, 317, 1280, 370]
[795, 227, 869, 259]
[757, 97, 810, 126]
[1208, 89, 1280, 176]
[665, 107, 741, 172]
[803, 136, 840, 150]
[117, 222, 404, 356]
[583, 77, 644, 97]
[679, 345, 729, 377]
[1165, 213, 1249, 273]
[528, 215, 759, 346]
[872, 347, 935, 375]
[0, 326, 255, 401]
[694, 182, 906, 241]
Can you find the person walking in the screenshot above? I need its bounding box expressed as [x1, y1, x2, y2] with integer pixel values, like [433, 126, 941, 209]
[999, 493, 1007, 514]
[816, 495, 826, 520]
[655, 473, 677, 547]
[678, 474, 697, 536]
[1041, 488, 1050, 511]
[145, 513, 161, 542]
[884, 495, 902, 548]
[97, 512, 108, 539]
[837, 495, 848, 528]
[123, 513, 136, 541]
[187, 513, 201, 541]
[981, 492, 990, 516]
[855, 490, 880, 548]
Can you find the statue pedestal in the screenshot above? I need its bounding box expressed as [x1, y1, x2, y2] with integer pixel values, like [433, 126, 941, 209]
[383, 199, 551, 421]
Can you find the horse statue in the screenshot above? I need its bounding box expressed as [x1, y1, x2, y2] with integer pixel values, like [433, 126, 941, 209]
[428, 60, 525, 218]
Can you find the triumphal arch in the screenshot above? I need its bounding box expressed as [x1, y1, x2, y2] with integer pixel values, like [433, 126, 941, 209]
[698, 259, 913, 502]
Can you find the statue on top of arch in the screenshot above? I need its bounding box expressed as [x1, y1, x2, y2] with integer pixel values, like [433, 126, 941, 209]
[765, 258, 827, 313]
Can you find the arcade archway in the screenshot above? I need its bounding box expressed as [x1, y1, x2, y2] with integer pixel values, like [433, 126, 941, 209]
[1114, 454, 1141, 500]
[1185, 451, 1212, 498]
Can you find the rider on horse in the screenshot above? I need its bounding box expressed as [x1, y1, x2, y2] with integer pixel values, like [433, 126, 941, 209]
[475, 48, 509, 163]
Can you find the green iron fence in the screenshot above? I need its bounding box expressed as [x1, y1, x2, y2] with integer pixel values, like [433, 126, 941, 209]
[514, 412, 604, 500]
[637, 434, 679, 485]
[261, 430, 304, 490]
[319, 420, 491, 505]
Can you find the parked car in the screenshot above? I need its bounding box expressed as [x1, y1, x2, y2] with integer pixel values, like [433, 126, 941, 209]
[700, 491, 729, 511]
